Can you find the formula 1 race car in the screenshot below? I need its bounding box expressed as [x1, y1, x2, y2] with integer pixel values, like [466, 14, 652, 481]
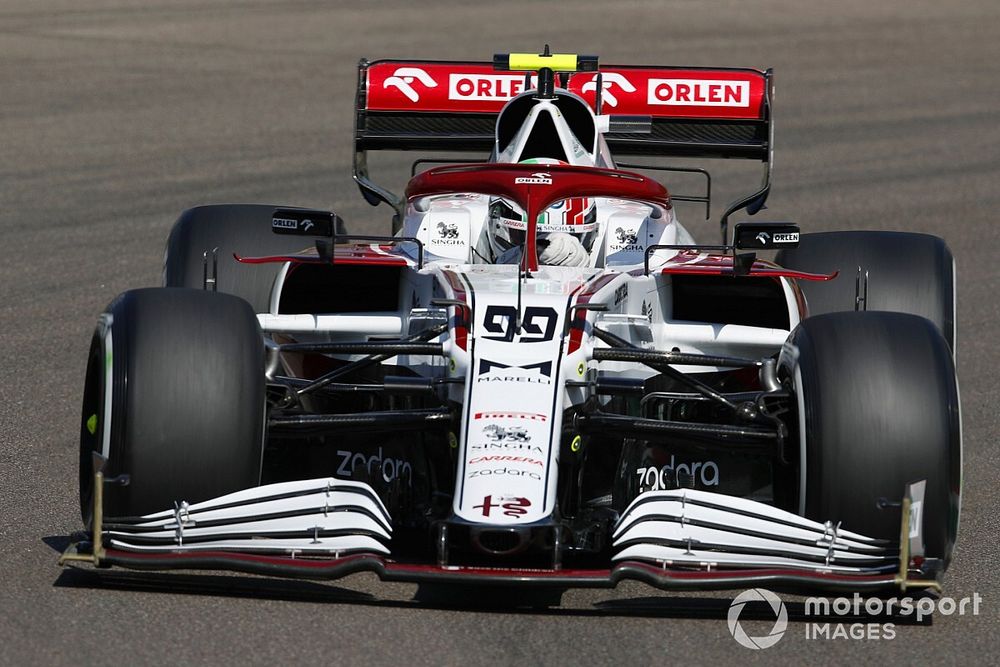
[64, 50, 961, 595]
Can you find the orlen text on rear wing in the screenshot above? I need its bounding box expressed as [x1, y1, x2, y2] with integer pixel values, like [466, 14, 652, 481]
[354, 58, 773, 241]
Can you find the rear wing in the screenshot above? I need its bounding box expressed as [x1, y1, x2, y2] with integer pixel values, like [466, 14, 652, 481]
[354, 58, 773, 241]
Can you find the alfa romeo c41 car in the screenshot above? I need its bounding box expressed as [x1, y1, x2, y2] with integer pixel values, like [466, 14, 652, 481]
[64, 51, 961, 595]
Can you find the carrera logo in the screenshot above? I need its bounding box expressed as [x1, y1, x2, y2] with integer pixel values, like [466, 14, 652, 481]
[468, 455, 543, 467]
[474, 412, 548, 422]
[449, 73, 530, 101]
[383, 67, 437, 102]
[647, 79, 750, 107]
[514, 172, 552, 185]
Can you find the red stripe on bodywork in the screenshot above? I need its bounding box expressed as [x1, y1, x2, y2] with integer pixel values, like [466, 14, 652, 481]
[441, 270, 470, 351]
[235, 244, 412, 267]
[567, 273, 619, 354]
[651, 251, 836, 282]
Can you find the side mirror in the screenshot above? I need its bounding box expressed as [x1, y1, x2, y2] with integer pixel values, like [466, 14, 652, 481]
[734, 222, 800, 250]
[271, 208, 345, 237]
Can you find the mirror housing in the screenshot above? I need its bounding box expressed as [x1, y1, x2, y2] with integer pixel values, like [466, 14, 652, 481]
[271, 208, 345, 238]
[734, 222, 800, 250]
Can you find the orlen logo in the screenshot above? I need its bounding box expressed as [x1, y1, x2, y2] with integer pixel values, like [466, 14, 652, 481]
[383, 67, 438, 102]
[648, 79, 750, 107]
[514, 172, 552, 185]
[272, 217, 298, 230]
[449, 73, 531, 101]
[580, 72, 636, 107]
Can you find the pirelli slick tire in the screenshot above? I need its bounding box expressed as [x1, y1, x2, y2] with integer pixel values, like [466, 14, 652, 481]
[784, 311, 961, 567]
[163, 204, 339, 313]
[775, 231, 955, 353]
[79, 288, 265, 521]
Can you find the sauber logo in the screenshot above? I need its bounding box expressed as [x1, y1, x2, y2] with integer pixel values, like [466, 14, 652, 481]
[449, 73, 531, 101]
[580, 72, 637, 108]
[647, 79, 750, 107]
[383, 67, 437, 102]
[514, 172, 552, 185]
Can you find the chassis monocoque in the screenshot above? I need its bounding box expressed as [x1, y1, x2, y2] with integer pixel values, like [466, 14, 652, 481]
[65, 52, 961, 596]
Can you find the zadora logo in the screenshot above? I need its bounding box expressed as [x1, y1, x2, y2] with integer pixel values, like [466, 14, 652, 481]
[637, 455, 720, 490]
[728, 589, 788, 650]
[335, 447, 412, 486]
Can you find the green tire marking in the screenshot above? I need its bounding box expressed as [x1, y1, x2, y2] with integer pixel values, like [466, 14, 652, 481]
[86, 413, 98, 435]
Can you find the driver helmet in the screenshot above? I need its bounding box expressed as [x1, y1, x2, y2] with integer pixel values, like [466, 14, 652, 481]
[486, 158, 597, 260]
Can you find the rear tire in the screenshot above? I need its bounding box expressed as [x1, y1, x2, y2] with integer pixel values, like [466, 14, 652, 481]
[776, 231, 955, 351]
[783, 311, 961, 566]
[163, 204, 345, 313]
[79, 288, 265, 520]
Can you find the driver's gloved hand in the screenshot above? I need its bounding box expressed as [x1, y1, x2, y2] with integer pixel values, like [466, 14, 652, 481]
[539, 232, 589, 267]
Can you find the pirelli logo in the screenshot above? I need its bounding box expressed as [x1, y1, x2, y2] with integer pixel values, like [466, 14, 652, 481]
[473, 412, 548, 422]
[647, 79, 750, 107]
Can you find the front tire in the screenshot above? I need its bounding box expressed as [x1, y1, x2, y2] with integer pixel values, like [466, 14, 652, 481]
[783, 311, 961, 566]
[163, 204, 344, 313]
[776, 231, 955, 352]
[79, 288, 265, 520]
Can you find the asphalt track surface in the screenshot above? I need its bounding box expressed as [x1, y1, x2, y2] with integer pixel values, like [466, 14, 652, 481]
[1, 0, 998, 664]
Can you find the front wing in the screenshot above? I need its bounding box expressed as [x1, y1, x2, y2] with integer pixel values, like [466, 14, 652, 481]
[61, 471, 941, 595]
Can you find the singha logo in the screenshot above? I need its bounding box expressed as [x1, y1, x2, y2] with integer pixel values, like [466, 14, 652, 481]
[437, 221, 459, 238]
[611, 226, 641, 252]
[431, 220, 463, 246]
[483, 424, 531, 442]
[615, 227, 639, 245]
